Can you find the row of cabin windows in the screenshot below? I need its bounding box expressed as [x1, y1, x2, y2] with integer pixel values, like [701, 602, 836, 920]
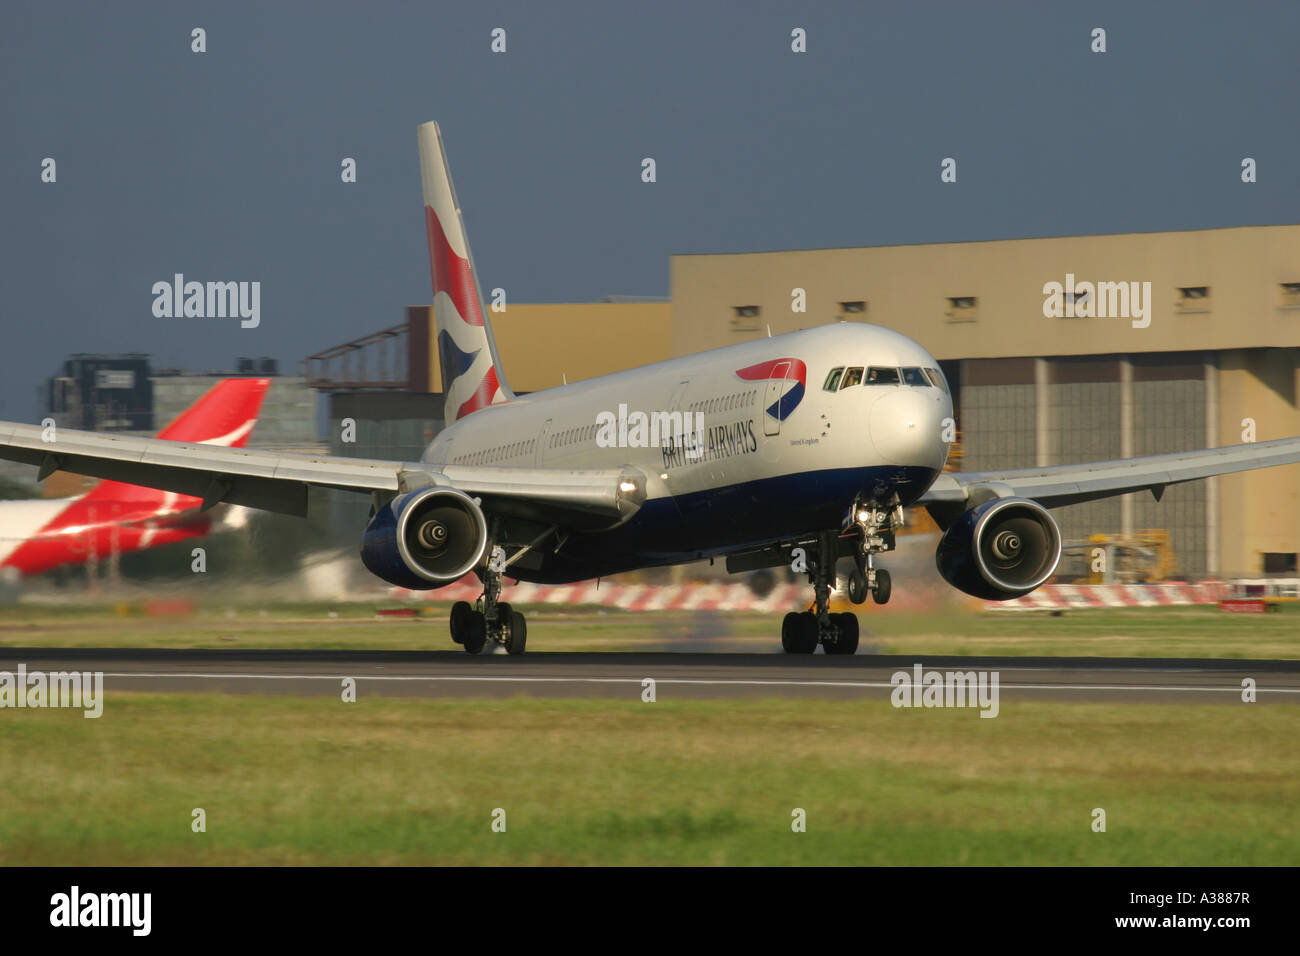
[551, 424, 598, 449]
[543, 388, 764, 456]
[689, 389, 758, 417]
[453, 438, 536, 466]
[457, 387, 770, 465]
[823, 365, 949, 393]
[545, 388, 761, 453]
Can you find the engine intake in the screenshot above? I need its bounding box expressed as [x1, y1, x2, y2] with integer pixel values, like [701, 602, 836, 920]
[935, 497, 1061, 600]
[360, 486, 488, 590]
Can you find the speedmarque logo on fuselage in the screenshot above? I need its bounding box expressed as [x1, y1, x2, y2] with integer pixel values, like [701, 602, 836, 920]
[735, 358, 807, 422]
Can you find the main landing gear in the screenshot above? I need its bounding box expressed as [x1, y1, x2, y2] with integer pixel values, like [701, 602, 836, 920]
[448, 551, 527, 655]
[781, 530, 860, 655]
[781, 503, 898, 655]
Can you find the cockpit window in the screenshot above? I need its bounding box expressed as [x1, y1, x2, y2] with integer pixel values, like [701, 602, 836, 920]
[901, 367, 928, 387]
[823, 367, 844, 392]
[840, 367, 864, 389]
[865, 367, 900, 385]
[924, 367, 950, 393]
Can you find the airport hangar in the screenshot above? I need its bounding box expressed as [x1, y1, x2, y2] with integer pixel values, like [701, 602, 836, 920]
[304, 223, 1300, 582]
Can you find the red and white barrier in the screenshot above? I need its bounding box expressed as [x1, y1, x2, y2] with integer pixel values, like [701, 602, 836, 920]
[394, 580, 803, 613]
[984, 582, 1226, 611]
[391, 580, 938, 613]
[388, 580, 1226, 612]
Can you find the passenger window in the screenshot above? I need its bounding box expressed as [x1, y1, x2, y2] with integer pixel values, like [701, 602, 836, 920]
[865, 367, 900, 385]
[902, 367, 928, 386]
[924, 367, 950, 393]
[840, 367, 864, 389]
[823, 367, 844, 391]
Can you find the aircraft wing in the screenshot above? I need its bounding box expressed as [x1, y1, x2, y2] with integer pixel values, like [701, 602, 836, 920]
[918, 435, 1300, 521]
[0, 421, 646, 528]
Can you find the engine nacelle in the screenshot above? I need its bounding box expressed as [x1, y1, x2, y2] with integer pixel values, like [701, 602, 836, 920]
[935, 497, 1062, 601]
[360, 486, 488, 590]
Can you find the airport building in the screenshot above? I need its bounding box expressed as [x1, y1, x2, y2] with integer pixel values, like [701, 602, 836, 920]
[46, 354, 155, 432]
[300, 223, 1300, 580]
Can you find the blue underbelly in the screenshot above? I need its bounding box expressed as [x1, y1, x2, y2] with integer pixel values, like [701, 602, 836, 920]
[508, 464, 938, 584]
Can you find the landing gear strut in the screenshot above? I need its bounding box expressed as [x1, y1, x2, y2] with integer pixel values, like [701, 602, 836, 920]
[782, 530, 860, 655]
[447, 542, 527, 655]
[849, 501, 896, 606]
[780, 501, 900, 655]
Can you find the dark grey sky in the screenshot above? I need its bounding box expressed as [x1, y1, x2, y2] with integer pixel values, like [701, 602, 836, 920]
[2, 1, 1297, 422]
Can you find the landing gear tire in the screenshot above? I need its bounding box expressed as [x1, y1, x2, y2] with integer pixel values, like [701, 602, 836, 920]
[497, 601, 526, 656]
[449, 601, 474, 645]
[871, 568, 892, 605]
[826, 612, 859, 655]
[847, 568, 868, 605]
[505, 610, 527, 655]
[781, 612, 798, 653]
[461, 611, 487, 655]
[781, 611, 817, 654]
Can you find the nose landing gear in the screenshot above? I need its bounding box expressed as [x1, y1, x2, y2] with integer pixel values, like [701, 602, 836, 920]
[847, 562, 891, 605]
[847, 501, 896, 606]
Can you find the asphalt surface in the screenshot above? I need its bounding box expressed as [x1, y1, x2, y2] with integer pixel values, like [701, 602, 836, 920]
[1, 647, 1298, 703]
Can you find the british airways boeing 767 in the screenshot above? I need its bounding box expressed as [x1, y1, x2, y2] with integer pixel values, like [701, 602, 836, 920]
[3, 122, 1298, 655]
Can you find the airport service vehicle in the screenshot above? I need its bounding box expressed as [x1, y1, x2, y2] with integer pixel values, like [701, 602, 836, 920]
[0, 378, 268, 577]
[3, 124, 1299, 654]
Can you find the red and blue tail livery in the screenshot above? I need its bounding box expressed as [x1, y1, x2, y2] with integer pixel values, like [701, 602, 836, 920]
[418, 122, 513, 422]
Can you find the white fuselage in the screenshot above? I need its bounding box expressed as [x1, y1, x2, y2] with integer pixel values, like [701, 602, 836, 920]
[419, 323, 952, 580]
[0, 499, 72, 567]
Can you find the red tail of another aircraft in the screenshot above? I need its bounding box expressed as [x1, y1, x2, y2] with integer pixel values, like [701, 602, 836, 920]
[0, 378, 271, 576]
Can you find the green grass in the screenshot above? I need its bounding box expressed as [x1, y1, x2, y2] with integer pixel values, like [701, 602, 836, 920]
[2, 601, 1299, 659]
[1, 693, 1296, 865]
[865, 605, 1300, 659]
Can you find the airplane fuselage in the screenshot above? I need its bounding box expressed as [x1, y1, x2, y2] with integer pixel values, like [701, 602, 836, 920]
[0, 493, 212, 577]
[422, 323, 952, 582]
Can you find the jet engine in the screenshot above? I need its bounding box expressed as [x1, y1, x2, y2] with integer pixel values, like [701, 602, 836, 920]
[934, 497, 1061, 600]
[360, 486, 488, 590]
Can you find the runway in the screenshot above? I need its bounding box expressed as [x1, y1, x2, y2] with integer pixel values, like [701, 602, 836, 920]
[2, 647, 1298, 703]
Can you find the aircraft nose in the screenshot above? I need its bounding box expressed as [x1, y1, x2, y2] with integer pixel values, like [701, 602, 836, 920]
[868, 390, 949, 470]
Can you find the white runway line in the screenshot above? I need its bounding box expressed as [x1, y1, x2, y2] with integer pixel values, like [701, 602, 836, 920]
[92, 672, 1300, 694]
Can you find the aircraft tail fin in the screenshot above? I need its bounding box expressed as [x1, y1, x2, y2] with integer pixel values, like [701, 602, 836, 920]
[417, 121, 514, 423]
